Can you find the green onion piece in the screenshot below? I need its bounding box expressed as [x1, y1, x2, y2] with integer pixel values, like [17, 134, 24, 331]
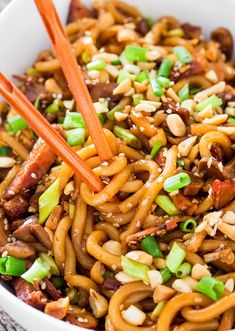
[177, 158, 185, 167]
[196, 276, 224, 301]
[135, 71, 149, 83]
[113, 125, 142, 149]
[157, 76, 171, 88]
[173, 46, 193, 64]
[176, 262, 191, 278]
[228, 117, 235, 123]
[46, 100, 63, 114]
[106, 105, 123, 121]
[111, 59, 121, 66]
[21, 257, 50, 284]
[26, 67, 38, 77]
[166, 242, 186, 273]
[180, 218, 197, 233]
[117, 70, 131, 84]
[150, 141, 163, 160]
[67, 128, 85, 147]
[150, 301, 166, 320]
[39, 253, 60, 276]
[133, 94, 144, 106]
[63, 111, 86, 129]
[123, 45, 148, 63]
[7, 115, 28, 133]
[168, 28, 184, 37]
[58, 116, 65, 124]
[178, 83, 190, 102]
[66, 287, 79, 304]
[121, 256, 150, 282]
[51, 276, 65, 288]
[189, 86, 202, 95]
[164, 173, 191, 192]
[0, 146, 10, 156]
[146, 17, 155, 28]
[158, 59, 174, 78]
[141, 236, 163, 258]
[0, 256, 26, 276]
[81, 51, 90, 64]
[39, 178, 61, 224]
[87, 60, 106, 71]
[98, 113, 105, 125]
[155, 195, 181, 216]
[150, 73, 163, 97]
[160, 267, 172, 283]
[196, 95, 222, 111]
[34, 96, 41, 109]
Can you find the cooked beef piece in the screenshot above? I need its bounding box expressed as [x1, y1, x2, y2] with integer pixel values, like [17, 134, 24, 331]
[103, 278, 121, 291]
[170, 59, 203, 82]
[212, 179, 235, 209]
[68, 0, 93, 23]
[44, 278, 62, 300]
[162, 101, 189, 120]
[182, 23, 202, 39]
[211, 27, 234, 60]
[198, 157, 231, 180]
[136, 18, 150, 36]
[183, 172, 204, 196]
[210, 143, 224, 163]
[171, 193, 197, 215]
[0, 240, 35, 258]
[88, 82, 121, 108]
[3, 138, 56, 200]
[155, 149, 166, 168]
[3, 193, 29, 220]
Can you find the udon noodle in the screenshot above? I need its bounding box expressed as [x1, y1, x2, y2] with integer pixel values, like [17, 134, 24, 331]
[0, 0, 235, 330]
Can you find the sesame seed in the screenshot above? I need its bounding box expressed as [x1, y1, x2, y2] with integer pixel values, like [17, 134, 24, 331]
[41, 282, 46, 290]
[2, 251, 8, 257]
[31, 173, 37, 179]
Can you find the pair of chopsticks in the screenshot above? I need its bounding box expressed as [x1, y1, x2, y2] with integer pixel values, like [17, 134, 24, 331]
[0, 0, 114, 192]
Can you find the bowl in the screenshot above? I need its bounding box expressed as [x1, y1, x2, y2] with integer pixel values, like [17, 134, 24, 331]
[0, 0, 235, 330]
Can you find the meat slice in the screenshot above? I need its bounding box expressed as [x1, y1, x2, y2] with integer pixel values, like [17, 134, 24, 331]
[198, 157, 231, 180]
[210, 143, 224, 163]
[88, 82, 121, 107]
[181, 171, 204, 196]
[3, 193, 29, 220]
[3, 138, 56, 200]
[182, 23, 202, 39]
[211, 27, 234, 60]
[212, 179, 235, 209]
[13, 278, 46, 311]
[0, 240, 35, 258]
[68, 0, 93, 23]
[171, 193, 197, 215]
[136, 18, 150, 36]
[44, 278, 62, 300]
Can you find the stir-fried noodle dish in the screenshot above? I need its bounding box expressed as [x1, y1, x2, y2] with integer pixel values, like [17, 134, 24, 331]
[1, 0, 235, 330]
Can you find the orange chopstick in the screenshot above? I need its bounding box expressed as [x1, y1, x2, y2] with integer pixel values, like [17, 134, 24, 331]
[34, 0, 113, 162]
[0, 73, 103, 192]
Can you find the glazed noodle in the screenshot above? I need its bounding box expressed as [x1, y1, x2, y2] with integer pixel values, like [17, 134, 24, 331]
[1, 0, 235, 330]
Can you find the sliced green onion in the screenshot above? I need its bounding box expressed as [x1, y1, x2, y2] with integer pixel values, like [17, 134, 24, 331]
[87, 60, 106, 71]
[176, 262, 191, 278]
[150, 71, 163, 97]
[117, 70, 131, 84]
[21, 257, 50, 284]
[155, 195, 181, 216]
[67, 128, 85, 147]
[121, 256, 150, 282]
[135, 71, 149, 83]
[157, 76, 171, 88]
[173, 46, 193, 64]
[26, 67, 38, 77]
[63, 111, 86, 129]
[58, 116, 65, 124]
[177, 158, 185, 167]
[111, 59, 121, 66]
[180, 218, 197, 233]
[51, 276, 65, 288]
[196, 95, 222, 111]
[166, 242, 186, 273]
[39, 178, 61, 224]
[0, 256, 26, 276]
[133, 94, 144, 106]
[228, 117, 235, 123]
[160, 267, 172, 283]
[123, 45, 148, 63]
[0, 146, 10, 156]
[6, 115, 28, 133]
[150, 301, 166, 320]
[150, 141, 163, 160]
[196, 276, 224, 301]
[189, 86, 202, 95]
[46, 100, 63, 114]
[113, 125, 142, 149]
[146, 17, 155, 28]
[98, 113, 105, 125]
[81, 51, 90, 64]
[164, 173, 191, 192]
[158, 59, 174, 78]
[178, 83, 189, 102]
[34, 96, 41, 109]
[39, 253, 60, 276]
[106, 105, 123, 121]
[141, 236, 163, 258]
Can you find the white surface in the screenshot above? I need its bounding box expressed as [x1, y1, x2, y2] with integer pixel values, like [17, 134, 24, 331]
[0, 0, 235, 330]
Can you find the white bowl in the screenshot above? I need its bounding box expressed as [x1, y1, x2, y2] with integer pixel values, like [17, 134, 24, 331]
[0, 0, 235, 330]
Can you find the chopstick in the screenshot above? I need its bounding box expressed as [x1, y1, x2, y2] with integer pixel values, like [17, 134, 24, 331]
[0, 73, 104, 192]
[34, 0, 113, 162]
